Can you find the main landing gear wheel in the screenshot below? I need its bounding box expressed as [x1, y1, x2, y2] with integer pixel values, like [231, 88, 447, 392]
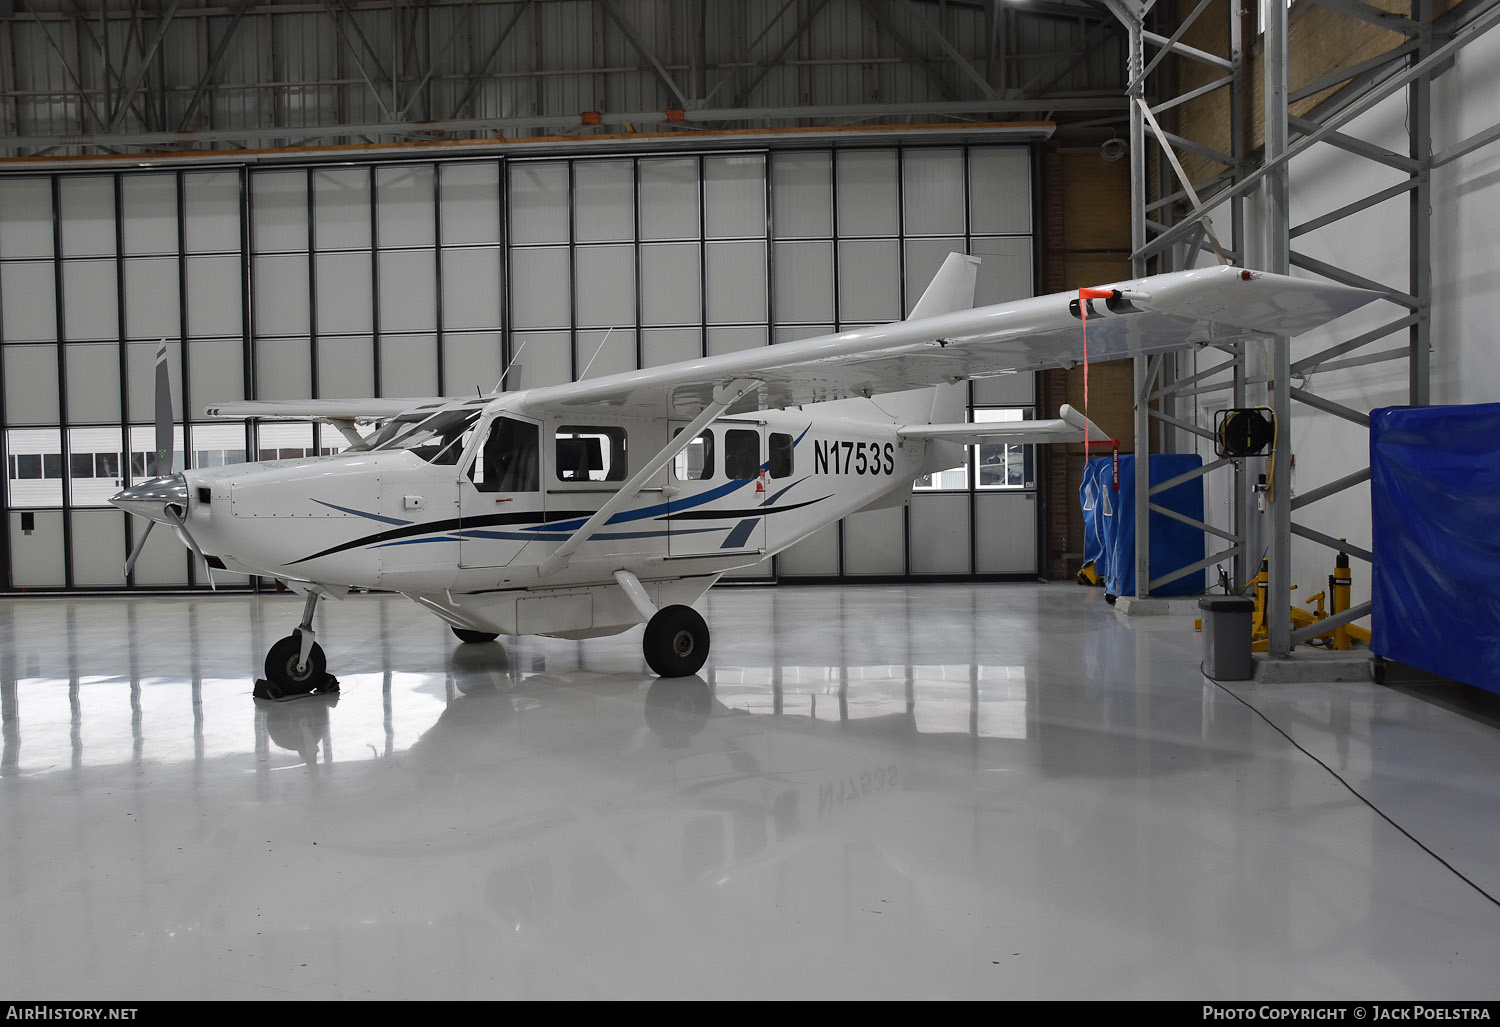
[264, 634, 328, 697]
[643, 604, 710, 678]
[451, 627, 500, 644]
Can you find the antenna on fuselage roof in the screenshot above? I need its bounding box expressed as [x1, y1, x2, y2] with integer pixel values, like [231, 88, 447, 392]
[491, 338, 529, 394]
[579, 327, 616, 380]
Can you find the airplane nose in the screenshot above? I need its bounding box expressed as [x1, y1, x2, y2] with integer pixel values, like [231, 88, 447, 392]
[111, 473, 189, 524]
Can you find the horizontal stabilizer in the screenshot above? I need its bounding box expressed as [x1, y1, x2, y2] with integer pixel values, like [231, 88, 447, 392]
[899, 404, 1111, 446]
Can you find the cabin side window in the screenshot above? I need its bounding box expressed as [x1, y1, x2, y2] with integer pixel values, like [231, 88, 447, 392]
[769, 432, 794, 478]
[724, 429, 760, 480]
[469, 417, 540, 493]
[555, 426, 628, 482]
[672, 429, 714, 481]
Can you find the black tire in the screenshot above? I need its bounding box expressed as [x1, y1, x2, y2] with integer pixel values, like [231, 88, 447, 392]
[451, 626, 500, 644]
[643, 605, 710, 678]
[265, 634, 327, 695]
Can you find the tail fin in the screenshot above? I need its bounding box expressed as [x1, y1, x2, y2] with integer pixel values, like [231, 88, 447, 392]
[907, 253, 981, 321]
[872, 253, 980, 426]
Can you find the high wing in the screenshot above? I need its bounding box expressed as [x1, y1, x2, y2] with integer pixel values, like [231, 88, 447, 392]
[203, 396, 473, 447]
[515, 264, 1381, 420]
[203, 397, 453, 421]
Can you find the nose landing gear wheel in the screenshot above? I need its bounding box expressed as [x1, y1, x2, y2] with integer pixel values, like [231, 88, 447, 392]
[643, 605, 710, 678]
[264, 634, 329, 697]
[451, 627, 500, 644]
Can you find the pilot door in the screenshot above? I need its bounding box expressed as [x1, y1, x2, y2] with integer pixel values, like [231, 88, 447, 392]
[666, 422, 767, 558]
[458, 414, 544, 569]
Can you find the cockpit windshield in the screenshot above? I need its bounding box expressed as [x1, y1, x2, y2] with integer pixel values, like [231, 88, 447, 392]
[366, 408, 482, 464]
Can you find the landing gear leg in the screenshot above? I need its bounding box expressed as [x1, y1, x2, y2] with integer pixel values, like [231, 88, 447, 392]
[259, 591, 338, 699]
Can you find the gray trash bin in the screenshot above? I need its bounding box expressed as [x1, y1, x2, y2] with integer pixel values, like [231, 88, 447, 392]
[1198, 596, 1255, 680]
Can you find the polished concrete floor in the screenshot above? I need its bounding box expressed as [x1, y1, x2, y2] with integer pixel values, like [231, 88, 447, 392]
[1, 583, 1497, 1000]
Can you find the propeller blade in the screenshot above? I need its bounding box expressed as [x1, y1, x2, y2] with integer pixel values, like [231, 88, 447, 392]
[122, 519, 155, 578]
[153, 338, 173, 475]
[164, 505, 215, 591]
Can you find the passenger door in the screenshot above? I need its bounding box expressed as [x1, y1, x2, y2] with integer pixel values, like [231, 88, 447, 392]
[458, 414, 544, 569]
[666, 422, 767, 558]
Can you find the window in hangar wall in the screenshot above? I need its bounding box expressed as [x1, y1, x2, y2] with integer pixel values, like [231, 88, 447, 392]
[0, 143, 1036, 590]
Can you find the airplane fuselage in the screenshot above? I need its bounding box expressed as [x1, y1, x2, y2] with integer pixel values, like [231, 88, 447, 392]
[172, 399, 938, 639]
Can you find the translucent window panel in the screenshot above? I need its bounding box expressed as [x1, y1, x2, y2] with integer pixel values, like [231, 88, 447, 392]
[842, 506, 905, 575]
[971, 235, 1033, 305]
[66, 344, 121, 424]
[975, 491, 1038, 574]
[574, 246, 635, 329]
[707, 325, 766, 357]
[255, 421, 314, 458]
[509, 247, 571, 329]
[6, 428, 63, 508]
[968, 147, 1032, 235]
[317, 335, 375, 399]
[576, 328, 636, 379]
[704, 155, 766, 239]
[189, 337, 247, 408]
[973, 371, 1035, 407]
[441, 247, 502, 330]
[126, 340, 182, 423]
[776, 520, 839, 576]
[902, 149, 966, 237]
[705, 241, 766, 324]
[443, 331, 504, 396]
[182, 171, 243, 254]
[0, 178, 54, 257]
[638, 158, 700, 241]
[908, 493, 971, 574]
[973, 409, 1033, 489]
[4, 346, 61, 425]
[315, 250, 374, 335]
[773, 241, 834, 323]
[775, 324, 833, 344]
[124, 509, 190, 585]
[506, 331, 572, 389]
[60, 260, 118, 340]
[59, 177, 118, 257]
[123, 257, 180, 340]
[9, 510, 65, 587]
[508, 162, 570, 245]
[1, 261, 57, 342]
[67, 428, 125, 507]
[252, 253, 310, 336]
[641, 326, 700, 368]
[439, 162, 501, 246]
[375, 164, 436, 247]
[836, 239, 901, 324]
[377, 249, 437, 333]
[771, 151, 833, 239]
[836, 151, 899, 238]
[185, 254, 243, 339]
[255, 336, 312, 400]
[639, 243, 701, 326]
[379, 335, 440, 397]
[573, 160, 635, 243]
[120, 174, 179, 255]
[250, 169, 309, 253]
[313, 167, 373, 250]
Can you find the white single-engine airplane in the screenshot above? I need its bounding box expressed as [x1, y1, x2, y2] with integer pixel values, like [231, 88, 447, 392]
[111, 255, 1377, 695]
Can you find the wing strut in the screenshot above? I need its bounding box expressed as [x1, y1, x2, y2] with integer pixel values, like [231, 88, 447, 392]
[537, 378, 762, 578]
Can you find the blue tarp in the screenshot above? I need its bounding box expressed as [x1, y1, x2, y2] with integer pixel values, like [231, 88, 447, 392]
[1080, 453, 1205, 597]
[1371, 403, 1500, 693]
